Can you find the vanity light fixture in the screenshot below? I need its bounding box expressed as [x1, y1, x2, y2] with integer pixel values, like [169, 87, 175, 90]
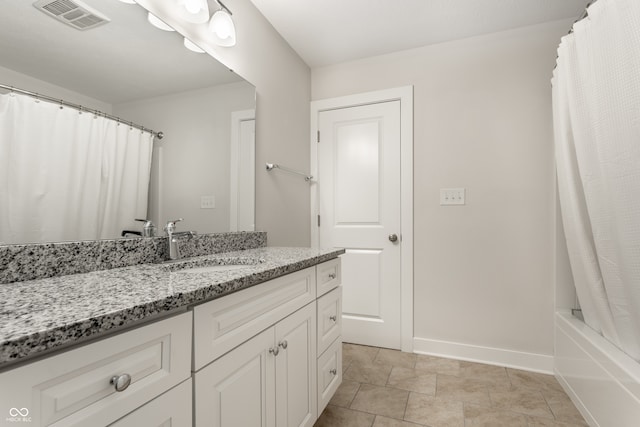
[208, 0, 236, 47]
[177, 0, 210, 24]
[183, 37, 205, 53]
[147, 12, 175, 31]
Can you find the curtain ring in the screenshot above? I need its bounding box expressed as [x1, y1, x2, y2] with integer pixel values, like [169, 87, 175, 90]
[130, 121, 134, 130]
[78, 106, 83, 115]
[59, 99, 64, 109]
[9, 87, 15, 97]
[34, 94, 40, 103]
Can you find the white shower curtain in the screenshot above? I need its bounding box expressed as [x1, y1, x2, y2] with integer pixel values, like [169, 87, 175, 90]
[0, 92, 154, 244]
[552, 0, 640, 361]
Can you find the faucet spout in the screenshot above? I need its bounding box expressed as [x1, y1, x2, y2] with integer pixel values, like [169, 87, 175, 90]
[164, 219, 196, 260]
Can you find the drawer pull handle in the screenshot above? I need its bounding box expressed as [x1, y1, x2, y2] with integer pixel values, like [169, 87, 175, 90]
[110, 374, 132, 392]
[269, 347, 280, 356]
[279, 340, 288, 350]
[329, 368, 337, 375]
[329, 315, 337, 322]
[328, 273, 336, 279]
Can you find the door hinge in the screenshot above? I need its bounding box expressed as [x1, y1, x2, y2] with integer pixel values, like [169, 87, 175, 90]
[317, 215, 321, 227]
[317, 130, 320, 143]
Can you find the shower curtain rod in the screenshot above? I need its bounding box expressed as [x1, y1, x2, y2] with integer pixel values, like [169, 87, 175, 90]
[0, 83, 164, 140]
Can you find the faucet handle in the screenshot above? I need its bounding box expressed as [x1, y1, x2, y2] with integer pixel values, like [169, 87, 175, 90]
[164, 218, 183, 233]
[135, 219, 156, 237]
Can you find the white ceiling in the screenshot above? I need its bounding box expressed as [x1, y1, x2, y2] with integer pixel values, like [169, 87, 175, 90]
[0, 0, 241, 104]
[249, 0, 591, 68]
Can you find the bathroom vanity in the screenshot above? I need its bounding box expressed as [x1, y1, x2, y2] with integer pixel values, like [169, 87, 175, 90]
[0, 246, 343, 426]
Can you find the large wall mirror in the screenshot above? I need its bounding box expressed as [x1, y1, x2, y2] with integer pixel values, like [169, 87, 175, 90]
[0, 0, 256, 245]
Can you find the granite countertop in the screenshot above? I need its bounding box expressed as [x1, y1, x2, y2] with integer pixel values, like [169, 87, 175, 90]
[0, 247, 344, 369]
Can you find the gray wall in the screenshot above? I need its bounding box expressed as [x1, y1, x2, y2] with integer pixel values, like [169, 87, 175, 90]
[312, 20, 571, 363]
[0, 65, 112, 112]
[137, 0, 312, 247]
[114, 82, 255, 234]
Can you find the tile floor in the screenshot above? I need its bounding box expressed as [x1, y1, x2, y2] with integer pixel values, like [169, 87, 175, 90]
[314, 343, 588, 427]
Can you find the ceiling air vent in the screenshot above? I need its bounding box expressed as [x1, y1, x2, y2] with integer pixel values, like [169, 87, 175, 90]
[33, 0, 110, 31]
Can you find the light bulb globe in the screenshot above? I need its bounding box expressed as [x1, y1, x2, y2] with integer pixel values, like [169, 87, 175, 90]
[209, 10, 236, 47]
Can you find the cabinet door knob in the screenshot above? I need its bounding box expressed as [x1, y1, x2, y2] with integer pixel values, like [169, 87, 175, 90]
[279, 340, 288, 350]
[329, 368, 337, 375]
[329, 315, 337, 322]
[269, 347, 280, 356]
[388, 234, 399, 243]
[110, 373, 132, 392]
[328, 273, 336, 279]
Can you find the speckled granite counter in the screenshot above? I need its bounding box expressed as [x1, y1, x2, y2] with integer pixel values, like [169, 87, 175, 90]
[0, 247, 344, 369]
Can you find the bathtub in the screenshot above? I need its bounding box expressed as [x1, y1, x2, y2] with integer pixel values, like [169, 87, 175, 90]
[555, 311, 640, 426]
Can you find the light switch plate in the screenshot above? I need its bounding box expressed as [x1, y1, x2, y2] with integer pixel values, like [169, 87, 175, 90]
[200, 195, 215, 209]
[440, 188, 465, 205]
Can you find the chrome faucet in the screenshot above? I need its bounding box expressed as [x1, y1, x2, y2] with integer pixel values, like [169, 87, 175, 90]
[164, 218, 196, 260]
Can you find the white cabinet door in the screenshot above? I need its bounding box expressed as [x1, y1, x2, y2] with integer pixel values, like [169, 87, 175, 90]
[317, 338, 342, 414]
[108, 379, 192, 427]
[317, 287, 342, 355]
[274, 303, 317, 427]
[194, 327, 276, 427]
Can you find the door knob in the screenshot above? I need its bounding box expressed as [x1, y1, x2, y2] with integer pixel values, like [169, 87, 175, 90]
[388, 234, 398, 243]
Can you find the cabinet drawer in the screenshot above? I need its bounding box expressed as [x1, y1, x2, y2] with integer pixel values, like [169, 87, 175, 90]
[317, 337, 342, 414]
[316, 258, 341, 297]
[108, 378, 192, 427]
[0, 312, 192, 427]
[193, 266, 316, 370]
[317, 287, 342, 355]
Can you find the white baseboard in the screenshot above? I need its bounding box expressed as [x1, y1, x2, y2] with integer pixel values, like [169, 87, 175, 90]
[413, 337, 554, 374]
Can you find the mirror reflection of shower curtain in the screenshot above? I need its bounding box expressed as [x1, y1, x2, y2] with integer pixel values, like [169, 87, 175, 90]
[0, 92, 154, 244]
[552, 0, 640, 362]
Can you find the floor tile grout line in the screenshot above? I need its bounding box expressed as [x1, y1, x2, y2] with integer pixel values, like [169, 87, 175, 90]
[347, 382, 362, 408]
[400, 387, 410, 423]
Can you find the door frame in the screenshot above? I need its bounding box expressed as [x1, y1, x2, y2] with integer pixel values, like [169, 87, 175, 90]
[310, 86, 414, 352]
[229, 109, 255, 231]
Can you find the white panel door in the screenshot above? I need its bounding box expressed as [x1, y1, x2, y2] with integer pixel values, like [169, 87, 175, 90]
[318, 101, 401, 349]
